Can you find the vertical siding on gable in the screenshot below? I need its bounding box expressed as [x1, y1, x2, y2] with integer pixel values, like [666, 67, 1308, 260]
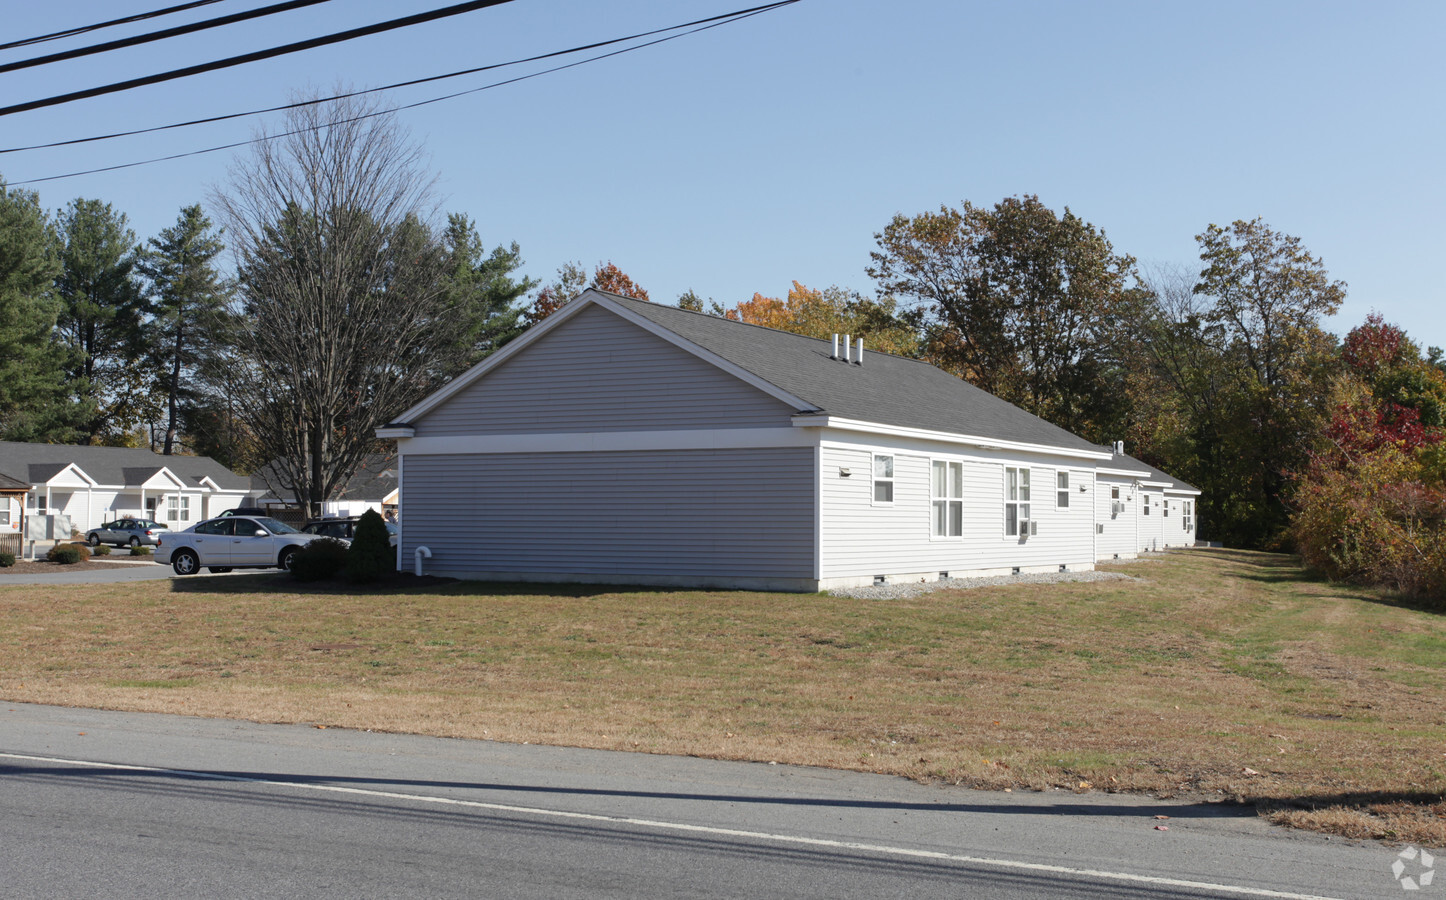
[400, 448, 814, 579]
[819, 445, 1095, 578]
[413, 304, 797, 436]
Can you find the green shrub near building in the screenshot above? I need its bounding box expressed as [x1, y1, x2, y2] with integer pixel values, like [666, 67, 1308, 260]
[290, 538, 349, 582]
[47, 543, 91, 565]
[345, 510, 394, 583]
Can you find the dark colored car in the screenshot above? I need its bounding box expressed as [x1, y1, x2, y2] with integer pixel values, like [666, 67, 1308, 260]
[218, 506, 271, 518]
[301, 516, 398, 548]
[86, 518, 170, 548]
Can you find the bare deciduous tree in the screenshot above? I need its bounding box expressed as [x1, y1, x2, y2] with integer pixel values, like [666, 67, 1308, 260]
[214, 94, 461, 516]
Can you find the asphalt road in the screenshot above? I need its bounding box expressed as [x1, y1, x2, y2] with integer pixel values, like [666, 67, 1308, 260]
[0, 559, 278, 585]
[0, 704, 1408, 899]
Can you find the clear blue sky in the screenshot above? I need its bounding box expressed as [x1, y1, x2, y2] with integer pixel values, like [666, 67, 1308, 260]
[6, 1, 1442, 348]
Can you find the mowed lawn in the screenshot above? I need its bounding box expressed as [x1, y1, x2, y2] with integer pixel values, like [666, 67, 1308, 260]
[2, 548, 1444, 844]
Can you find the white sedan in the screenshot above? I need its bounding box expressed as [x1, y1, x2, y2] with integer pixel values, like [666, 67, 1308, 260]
[156, 516, 325, 575]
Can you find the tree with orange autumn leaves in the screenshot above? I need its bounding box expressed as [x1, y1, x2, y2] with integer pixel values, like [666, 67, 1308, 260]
[721, 281, 919, 359]
[523, 260, 650, 326]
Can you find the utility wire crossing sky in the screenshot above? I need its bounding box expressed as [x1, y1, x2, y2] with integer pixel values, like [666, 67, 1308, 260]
[3, 1, 1441, 348]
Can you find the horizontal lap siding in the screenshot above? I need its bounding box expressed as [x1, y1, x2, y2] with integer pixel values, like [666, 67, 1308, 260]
[1140, 491, 1164, 551]
[1094, 476, 1137, 559]
[1160, 498, 1192, 547]
[401, 448, 814, 578]
[413, 304, 795, 436]
[820, 447, 1094, 578]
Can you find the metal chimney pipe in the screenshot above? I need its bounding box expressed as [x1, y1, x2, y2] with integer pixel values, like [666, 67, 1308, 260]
[855, 337, 863, 365]
[843, 334, 851, 363]
[831, 334, 839, 360]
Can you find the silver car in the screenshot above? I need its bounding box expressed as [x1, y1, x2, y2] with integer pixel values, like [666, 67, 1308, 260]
[156, 516, 323, 575]
[86, 518, 170, 548]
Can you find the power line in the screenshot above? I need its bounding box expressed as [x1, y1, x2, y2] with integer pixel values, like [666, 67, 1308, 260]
[10, 2, 799, 186]
[0, 0, 229, 52]
[0, 0, 519, 118]
[0, 0, 337, 75]
[1, 2, 795, 156]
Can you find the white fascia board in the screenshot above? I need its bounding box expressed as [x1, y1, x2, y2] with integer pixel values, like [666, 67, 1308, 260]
[794, 415, 1112, 461]
[1164, 486, 1202, 496]
[376, 426, 415, 439]
[376, 292, 606, 430]
[1095, 465, 1153, 478]
[589, 293, 819, 412]
[197, 476, 224, 492]
[398, 427, 814, 456]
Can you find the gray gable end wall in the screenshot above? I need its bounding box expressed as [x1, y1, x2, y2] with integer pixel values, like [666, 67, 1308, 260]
[412, 303, 800, 437]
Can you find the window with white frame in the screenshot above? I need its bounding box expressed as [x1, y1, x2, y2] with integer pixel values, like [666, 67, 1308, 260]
[1056, 471, 1070, 508]
[872, 454, 894, 504]
[167, 494, 191, 522]
[1005, 466, 1030, 536]
[1183, 501, 1194, 531]
[0, 509, 9, 525]
[1163, 499, 1170, 517]
[932, 460, 963, 538]
[1142, 494, 1151, 515]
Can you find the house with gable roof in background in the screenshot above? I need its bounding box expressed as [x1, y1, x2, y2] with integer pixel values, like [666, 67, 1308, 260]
[377, 289, 1200, 590]
[0, 441, 256, 537]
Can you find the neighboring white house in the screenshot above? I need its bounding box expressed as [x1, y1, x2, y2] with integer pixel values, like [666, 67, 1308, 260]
[377, 289, 1201, 591]
[1094, 443, 1201, 558]
[0, 441, 256, 535]
[249, 454, 400, 520]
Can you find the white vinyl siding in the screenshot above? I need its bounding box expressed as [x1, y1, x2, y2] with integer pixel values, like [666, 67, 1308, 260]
[820, 446, 1094, 579]
[1093, 474, 1138, 561]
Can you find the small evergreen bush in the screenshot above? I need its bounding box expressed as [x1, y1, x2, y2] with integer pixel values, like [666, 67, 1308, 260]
[290, 537, 349, 582]
[47, 543, 91, 565]
[0, 551, 14, 567]
[93, 543, 111, 556]
[129, 545, 151, 557]
[344, 509, 394, 583]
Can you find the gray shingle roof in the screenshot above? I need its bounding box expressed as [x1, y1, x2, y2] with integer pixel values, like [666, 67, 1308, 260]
[1117, 452, 1200, 493]
[251, 453, 398, 502]
[0, 441, 250, 491]
[598, 292, 1104, 455]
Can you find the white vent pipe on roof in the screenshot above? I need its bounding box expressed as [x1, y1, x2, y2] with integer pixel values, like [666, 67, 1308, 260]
[843, 334, 851, 363]
[831, 334, 839, 360]
[855, 337, 863, 366]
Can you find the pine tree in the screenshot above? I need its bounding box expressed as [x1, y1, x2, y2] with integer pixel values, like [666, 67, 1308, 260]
[137, 204, 233, 455]
[0, 180, 82, 441]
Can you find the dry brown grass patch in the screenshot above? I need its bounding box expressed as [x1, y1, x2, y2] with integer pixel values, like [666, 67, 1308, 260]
[2, 549, 1444, 846]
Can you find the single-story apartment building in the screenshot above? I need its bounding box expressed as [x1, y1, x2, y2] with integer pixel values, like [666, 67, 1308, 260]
[0, 441, 255, 536]
[378, 289, 1201, 591]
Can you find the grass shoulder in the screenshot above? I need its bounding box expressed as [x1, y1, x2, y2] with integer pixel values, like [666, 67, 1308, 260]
[1, 547, 1442, 846]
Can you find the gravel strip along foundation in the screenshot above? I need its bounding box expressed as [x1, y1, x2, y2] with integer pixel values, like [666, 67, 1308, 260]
[829, 568, 1147, 600]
